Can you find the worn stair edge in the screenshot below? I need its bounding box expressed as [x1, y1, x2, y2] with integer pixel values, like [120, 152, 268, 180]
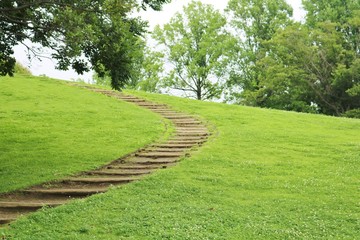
[131, 157, 180, 164]
[107, 164, 176, 170]
[135, 152, 185, 158]
[0, 217, 17, 225]
[64, 177, 140, 184]
[0, 201, 65, 209]
[22, 188, 108, 196]
[88, 169, 153, 176]
[146, 148, 191, 152]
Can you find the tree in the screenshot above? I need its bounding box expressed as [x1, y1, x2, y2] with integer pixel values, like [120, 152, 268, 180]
[0, 0, 170, 90]
[136, 48, 164, 93]
[152, 1, 236, 100]
[225, 0, 359, 117]
[225, 0, 293, 101]
[303, 0, 360, 57]
[303, 0, 360, 26]
[252, 21, 360, 115]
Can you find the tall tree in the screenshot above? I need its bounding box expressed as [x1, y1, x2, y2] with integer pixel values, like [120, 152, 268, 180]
[252, 21, 360, 116]
[152, 1, 236, 100]
[136, 48, 164, 93]
[303, 0, 360, 56]
[303, 0, 360, 26]
[0, 0, 170, 90]
[226, 0, 293, 101]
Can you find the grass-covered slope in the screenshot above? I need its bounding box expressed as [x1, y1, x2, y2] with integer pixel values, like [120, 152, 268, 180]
[0, 76, 163, 193]
[3, 86, 360, 239]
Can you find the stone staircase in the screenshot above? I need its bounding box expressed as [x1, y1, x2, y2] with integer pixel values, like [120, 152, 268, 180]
[0, 88, 210, 225]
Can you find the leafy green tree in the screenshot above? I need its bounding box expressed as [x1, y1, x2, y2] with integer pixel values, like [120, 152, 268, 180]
[136, 48, 164, 93]
[226, 0, 359, 116]
[226, 0, 293, 99]
[152, 1, 236, 100]
[253, 22, 360, 115]
[303, 0, 360, 26]
[303, 0, 360, 57]
[0, 0, 170, 90]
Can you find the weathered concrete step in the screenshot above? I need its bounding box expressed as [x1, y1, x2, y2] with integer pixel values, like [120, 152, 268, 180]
[173, 119, 201, 123]
[117, 95, 137, 98]
[108, 163, 175, 170]
[89, 169, 152, 176]
[175, 124, 209, 129]
[65, 177, 140, 184]
[132, 158, 179, 164]
[170, 136, 208, 140]
[152, 109, 177, 113]
[119, 97, 144, 100]
[176, 132, 208, 136]
[147, 148, 189, 152]
[163, 115, 193, 119]
[153, 144, 194, 148]
[135, 152, 184, 158]
[136, 103, 167, 107]
[175, 127, 208, 131]
[107, 164, 158, 170]
[124, 100, 146, 103]
[23, 188, 108, 196]
[0, 216, 17, 225]
[175, 122, 202, 126]
[0, 201, 65, 210]
[167, 140, 205, 145]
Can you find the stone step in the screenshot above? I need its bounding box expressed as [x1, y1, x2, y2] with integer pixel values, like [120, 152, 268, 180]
[0, 201, 65, 210]
[136, 103, 167, 107]
[173, 119, 201, 123]
[89, 169, 152, 176]
[170, 136, 208, 140]
[135, 152, 184, 158]
[163, 115, 193, 119]
[107, 164, 160, 170]
[167, 140, 205, 145]
[0, 216, 17, 225]
[152, 109, 177, 112]
[65, 177, 140, 184]
[175, 122, 202, 126]
[153, 144, 194, 148]
[132, 158, 179, 164]
[175, 124, 208, 129]
[176, 132, 208, 136]
[123, 99, 146, 103]
[108, 163, 175, 170]
[23, 188, 108, 197]
[147, 148, 189, 152]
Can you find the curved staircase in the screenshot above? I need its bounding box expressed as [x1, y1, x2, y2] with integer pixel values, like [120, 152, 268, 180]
[0, 88, 210, 225]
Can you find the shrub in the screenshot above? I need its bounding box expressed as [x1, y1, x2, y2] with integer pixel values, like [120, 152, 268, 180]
[343, 109, 360, 119]
[14, 62, 32, 75]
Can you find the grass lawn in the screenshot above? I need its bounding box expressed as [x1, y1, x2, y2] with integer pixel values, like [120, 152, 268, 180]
[2, 82, 360, 239]
[0, 76, 164, 193]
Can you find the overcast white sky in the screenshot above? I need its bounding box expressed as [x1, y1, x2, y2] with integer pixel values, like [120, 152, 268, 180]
[14, 0, 305, 82]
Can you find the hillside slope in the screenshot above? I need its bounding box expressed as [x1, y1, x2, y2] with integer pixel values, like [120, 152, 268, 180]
[2, 81, 360, 239]
[0, 76, 164, 193]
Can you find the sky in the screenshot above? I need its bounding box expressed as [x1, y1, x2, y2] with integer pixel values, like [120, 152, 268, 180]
[13, 0, 306, 82]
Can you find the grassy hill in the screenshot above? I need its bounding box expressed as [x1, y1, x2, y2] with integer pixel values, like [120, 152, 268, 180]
[2, 76, 360, 239]
[0, 75, 164, 193]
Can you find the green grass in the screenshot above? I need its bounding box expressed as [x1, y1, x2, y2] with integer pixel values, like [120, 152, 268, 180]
[0, 76, 164, 193]
[2, 82, 360, 239]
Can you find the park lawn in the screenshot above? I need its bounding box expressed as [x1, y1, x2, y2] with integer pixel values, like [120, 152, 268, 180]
[2, 85, 360, 239]
[0, 76, 164, 193]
